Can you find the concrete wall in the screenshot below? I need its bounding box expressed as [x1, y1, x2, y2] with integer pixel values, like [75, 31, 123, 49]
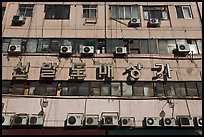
[2, 2, 202, 39]
[2, 96, 202, 127]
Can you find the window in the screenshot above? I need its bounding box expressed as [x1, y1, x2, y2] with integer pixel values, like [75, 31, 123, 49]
[196, 40, 202, 54]
[155, 82, 165, 97]
[26, 39, 38, 53]
[164, 82, 176, 97]
[132, 82, 144, 96]
[122, 83, 132, 96]
[111, 83, 121, 96]
[83, 5, 97, 18]
[158, 40, 176, 54]
[45, 82, 57, 96]
[2, 39, 10, 53]
[176, 6, 193, 19]
[111, 5, 140, 19]
[50, 39, 61, 53]
[174, 82, 186, 97]
[2, 7, 5, 20]
[68, 83, 79, 96]
[185, 82, 198, 97]
[144, 83, 154, 96]
[101, 83, 111, 96]
[2, 81, 11, 94]
[45, 5, 70, 19]
[196, 82, 202, 98]
[143, 6, 169, 20]
[37, 39, 50, 53]
[78, 82, 89, 96]
[18, 4, 34, 17]
[90, 82, 100, 96]
[186, 39, 199, 54]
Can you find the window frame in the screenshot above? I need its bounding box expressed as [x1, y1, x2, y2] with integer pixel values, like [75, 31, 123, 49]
[176, 5, 193, 19]
[44, 4, 70, 20]
[82, 5, 98, 18]
[143, 6, 169, 20]
[111, 5, 140, 20]
[18, 4, 34, 17]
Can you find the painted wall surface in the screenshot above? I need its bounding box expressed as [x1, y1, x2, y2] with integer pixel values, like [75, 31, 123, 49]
[2, 96, 202, 127]
[2, 2, 202, 39]
[2, 55, 202, 81]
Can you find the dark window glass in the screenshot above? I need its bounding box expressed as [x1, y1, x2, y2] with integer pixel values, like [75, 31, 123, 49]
[19, 4, 34, 17]
[61, 82, 69, 96]
[45, 5, 70, 19]
[68, 83, 79, 96]
[79, 82, 89, 96]
[37, 39, 50, 53]
[155, 82, 165, 97]
[185, 82, 198, 97]
[51, 39, 61, 53]
[2, 39, 10, 53]
[34, 83, 46, 95]
[175, 82, 186, 97]
[143, 6, 169, 20]
[2, 81, 11, 94]
[45, 82, 57, 96]
[90, 82, 100, 96]
[122, 83, 132, 96]
[26, 39, 38, 53]
[111, 83, 121, 96]
[101, 83, 111, 96]
[144, 83, 154, 96]
[164, 82, 176, 97]
[196, 82, 202, 98]
[132, 82, 144, 96]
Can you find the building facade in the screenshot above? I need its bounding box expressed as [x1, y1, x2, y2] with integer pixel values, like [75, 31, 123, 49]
[2, 2, 202, 135]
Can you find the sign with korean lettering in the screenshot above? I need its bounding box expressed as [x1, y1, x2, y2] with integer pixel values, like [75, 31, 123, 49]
[99, 63, 114, 79]
[40, 62, 58, 79]
[12, 62, 30, 80]
[125, 63, 143, 81]
[70, 62, 86, 80]
[153, 63, 172, 79]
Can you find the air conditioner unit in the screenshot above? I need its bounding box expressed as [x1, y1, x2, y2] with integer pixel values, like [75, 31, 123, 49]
[194, 117, 202, 127]
[80, 45, 94, 54]
[8, 44, 22, 53]
[60, 45, 72, 54]
[12, 15, 26, 25]
[12, 115, 29, 126]
[177, 44, 190, 53]
[147, 18, 160, 27]
[85, 115, 99, 126]
[128, 18, 141, 27]
[2, 115, 12, 126]
[28, 114, 45, 126]
[120, 117, 135, 127]
[162, 117, 176, 127]
[66, 113, 84, 127]
[177, 117, 194, 127]
[102, 114, 119, 126]
[144, 117, 160, 127]
[115, 47, 127, 55]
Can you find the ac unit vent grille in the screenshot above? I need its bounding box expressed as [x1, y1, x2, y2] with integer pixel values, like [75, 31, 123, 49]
[68, 116, 76, 125]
